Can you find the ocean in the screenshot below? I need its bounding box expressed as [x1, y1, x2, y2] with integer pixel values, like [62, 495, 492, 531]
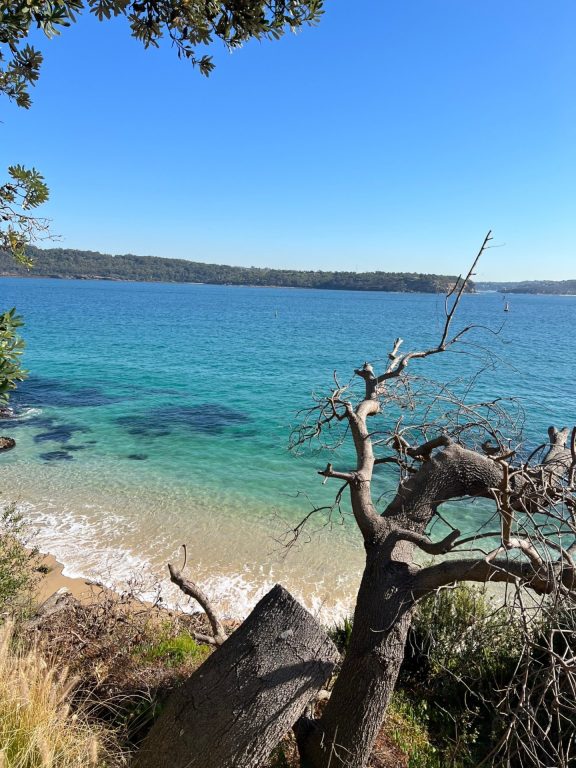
[0, 278, 574, 620]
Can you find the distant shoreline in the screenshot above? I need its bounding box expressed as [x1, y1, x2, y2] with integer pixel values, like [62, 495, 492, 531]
[0, 272, 465, 294]
[0, 246, 467, 294]
[1, 245, 574, 294]
[2, 273, 576, 295]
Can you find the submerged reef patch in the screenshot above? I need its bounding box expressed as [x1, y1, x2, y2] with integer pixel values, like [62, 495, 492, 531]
[115, 404, 251, 438]
[12, 375, 125, 408]
[34, 423, 90, 444]
[39, 450, 74, 462]
[0, 411, 93, 455]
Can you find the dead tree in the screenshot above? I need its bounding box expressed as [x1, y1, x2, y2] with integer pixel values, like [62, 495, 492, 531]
[288, 232, 576, 768]
[135, 582, 339, 768]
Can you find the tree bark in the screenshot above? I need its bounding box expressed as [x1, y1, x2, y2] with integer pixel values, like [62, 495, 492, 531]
[134, 584, 339, 768]
[296, 540, 416, 768]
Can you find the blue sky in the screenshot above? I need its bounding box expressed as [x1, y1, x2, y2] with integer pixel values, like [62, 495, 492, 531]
[2, 0, 575, 280]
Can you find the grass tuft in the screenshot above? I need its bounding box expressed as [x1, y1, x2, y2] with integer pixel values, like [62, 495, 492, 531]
[136, 631, 210, 668]
[0, 620, 124, 767]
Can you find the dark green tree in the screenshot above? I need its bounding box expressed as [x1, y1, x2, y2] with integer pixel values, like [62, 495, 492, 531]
[0, 307, 25, 406]
[0, 165, 40, 415]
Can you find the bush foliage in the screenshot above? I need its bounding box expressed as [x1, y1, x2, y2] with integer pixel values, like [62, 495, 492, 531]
[0, 504, 39, 614]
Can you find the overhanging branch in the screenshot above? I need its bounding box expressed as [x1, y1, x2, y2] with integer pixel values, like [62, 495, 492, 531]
[411, 556, 575, 597]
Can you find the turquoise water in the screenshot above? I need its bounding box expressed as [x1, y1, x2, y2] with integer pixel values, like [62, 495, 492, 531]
[0, 278, 574, 618]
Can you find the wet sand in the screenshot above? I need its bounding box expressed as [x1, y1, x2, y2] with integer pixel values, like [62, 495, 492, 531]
[37, 552, 111, 603]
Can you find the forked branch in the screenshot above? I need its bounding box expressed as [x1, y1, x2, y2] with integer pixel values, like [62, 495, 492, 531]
[394, 528, 462, 555]
[354, 231, 493, 400]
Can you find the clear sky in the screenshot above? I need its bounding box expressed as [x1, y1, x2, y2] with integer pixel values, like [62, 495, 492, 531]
[2, 0, 575, 280]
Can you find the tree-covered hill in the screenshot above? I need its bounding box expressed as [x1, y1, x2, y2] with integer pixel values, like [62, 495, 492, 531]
[0, 246, 467, 293]
[475, 280, 576, 295]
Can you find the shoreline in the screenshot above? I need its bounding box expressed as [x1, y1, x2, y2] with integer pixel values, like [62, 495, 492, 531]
[2, 470, 364, 623]
[37, 552, 112, 604]
[0, 273, 470, 294]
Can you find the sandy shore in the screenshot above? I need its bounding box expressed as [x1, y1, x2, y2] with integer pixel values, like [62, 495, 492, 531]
[37, 552, 110, 604]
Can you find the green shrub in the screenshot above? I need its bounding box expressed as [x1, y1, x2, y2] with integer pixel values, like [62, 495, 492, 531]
[386, 692, 441, 768]
[398, 584, 523, 766]
[0, 503, 39, 614]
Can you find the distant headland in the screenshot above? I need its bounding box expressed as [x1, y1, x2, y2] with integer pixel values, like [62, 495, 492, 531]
[474, 280, 576, 295]
[1, 247, 573, 294]
[0, 246, 466, 294]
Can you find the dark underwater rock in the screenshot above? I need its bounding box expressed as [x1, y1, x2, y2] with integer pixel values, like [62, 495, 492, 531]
[39, 450, 74, 462]
[34, 423, 90, 444]
[115, 404, 251, 438]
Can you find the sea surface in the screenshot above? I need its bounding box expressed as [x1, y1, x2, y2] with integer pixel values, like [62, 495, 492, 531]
[0, 278, 574, 620]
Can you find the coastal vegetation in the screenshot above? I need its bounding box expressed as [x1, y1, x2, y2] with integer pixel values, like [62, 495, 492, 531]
[0, 504, 39, 615]
[0, 621, 124, 768]
[0, 247, 464, 293]
[0, 524, 573, 768]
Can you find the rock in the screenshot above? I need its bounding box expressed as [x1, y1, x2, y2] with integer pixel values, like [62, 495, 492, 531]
[26, 588, 80, 630]
[0, 436, 16, 451]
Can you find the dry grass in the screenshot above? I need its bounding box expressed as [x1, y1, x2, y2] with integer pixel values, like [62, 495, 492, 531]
[0, 620, 125, 768]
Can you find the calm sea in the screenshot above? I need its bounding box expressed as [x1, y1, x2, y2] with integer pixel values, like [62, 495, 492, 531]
[0, 278, 574, 619]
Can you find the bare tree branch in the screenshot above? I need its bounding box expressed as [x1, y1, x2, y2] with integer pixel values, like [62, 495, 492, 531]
[168, 552, 228, 646]
[410, 556, 563, 596]
[394, 528, 461, 555]
[318, 463, 355, 483]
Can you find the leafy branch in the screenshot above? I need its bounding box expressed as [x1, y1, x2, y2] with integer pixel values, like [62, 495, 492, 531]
[0, 164, 50, 264]
[0, 307, 26, 404]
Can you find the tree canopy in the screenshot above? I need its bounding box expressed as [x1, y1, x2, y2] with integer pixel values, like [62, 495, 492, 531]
[1, 0, 324, 107]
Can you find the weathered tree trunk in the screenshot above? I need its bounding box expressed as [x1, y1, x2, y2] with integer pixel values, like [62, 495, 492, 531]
[134, 584, 339, 768]
[296, 540, 416, 768]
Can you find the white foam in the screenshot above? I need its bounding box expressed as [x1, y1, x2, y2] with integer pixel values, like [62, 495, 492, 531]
[0, 496, 357, 624]
[15, 407, 42, 419]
